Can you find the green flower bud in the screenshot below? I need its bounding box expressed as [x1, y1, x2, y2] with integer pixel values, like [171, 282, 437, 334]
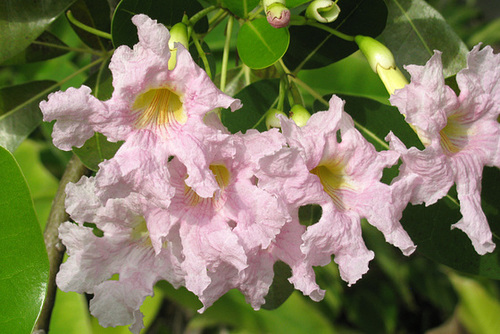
[289, 104, 311, 127]
[306, 0, 341, 23]
[266, 108, 287, 129]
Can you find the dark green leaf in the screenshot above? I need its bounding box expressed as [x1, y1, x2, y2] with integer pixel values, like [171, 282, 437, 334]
[283, 0, 388, 70]
[0, 146, 49, 333]
[221, 0, 259, 18]
[261, 261, 295, 310]
[221, 79, 280, 133]
[1, 31, 68, 66]
[73, 133, 123, 171]
[0, 81, 56, 152]
[68, 0, 112, 51]
[286, 0, 311, 8]
[0, 0, 76, 63]
[190, 40, 216, 81]
[379, 0, 469, 78]
[237, 17, 290, 69]
[111, 0, 208, 48]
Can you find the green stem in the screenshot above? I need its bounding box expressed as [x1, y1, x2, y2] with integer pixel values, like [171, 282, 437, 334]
[66, 10, 112, 40]
[31, 40, 105, 56]
[1, 57, 108, 122]
[208, 8, 226, 25]
[248, 5, 264, 21]
[32, 155, 89, 333]
[305, 21, 355, 42]
[191, 33, 212, 79]
[220, 16, 234, 92]
[190, 5, 218, 26]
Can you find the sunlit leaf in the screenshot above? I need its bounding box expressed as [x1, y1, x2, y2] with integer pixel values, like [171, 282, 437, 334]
[450, 273, 500, 334]
[111, 0, 208, 48]
[221, 0, 260, 18]
[221, 79, 280, 133]
[0, 0, 76, 63]
[379, 0, 469, 78]
[1, 31, 68, 66]
[0, 80, 56, 152]
[237, 18, 290, 69]
[0, 146, 49, 333]
[49, 290, 92, 334]
[283, 0, 388, 70]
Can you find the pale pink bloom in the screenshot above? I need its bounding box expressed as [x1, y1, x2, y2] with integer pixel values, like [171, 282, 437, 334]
[163, 120, 290, 310]
[387, 44, 499, 255]
[40, 14, 241, 198]
[258, 96, 416, 286]
[58, 177, 184, 333]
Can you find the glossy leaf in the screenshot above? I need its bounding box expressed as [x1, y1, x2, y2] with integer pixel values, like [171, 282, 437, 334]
[222, 0, 260, 18]
[0, 80, 56, 152]
[221, 79, 280, 133]
[0, 146, 49, 333]
[73, 133, 123, 172]
[68, 0, 112, 51]
[1, 31, 68, 66]
[111, 0, 208, 48]
[283, 0, 388, 70]
[379, 0, 469, 78]
[237, 17, 290, 69]
[0, 0, 76, 63]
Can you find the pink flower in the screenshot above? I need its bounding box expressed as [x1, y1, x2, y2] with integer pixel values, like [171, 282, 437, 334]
[258, 96, 416, 286]
[162, 119, 290, 310]
[58, 177, 185, 333]
[387, 44, 499, 255]
[40, 14, 241, 198]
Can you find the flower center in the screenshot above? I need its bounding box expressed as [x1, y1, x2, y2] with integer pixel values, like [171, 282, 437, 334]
[439, 114, 468, 154]
[130, 217, 152, 247]
[184, 164, 231, 210]
[132, 88, 187, 131]
[310, 160, 351, 210]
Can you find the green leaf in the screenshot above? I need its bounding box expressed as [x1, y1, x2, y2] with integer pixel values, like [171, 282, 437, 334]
[298, 52, 390, 105]
[379, 0, 469, 78]
[0, 146, 49, 334]
[0, 80, 57, 152]
[0, 0, 76, 63]
[111, 0, 209, 48]
[283, 0, 388, 70]
[261, 261, 295, 310]
[68, 0, 112, 51]
[286, 0, 311, 8]
[221, 79, 280, 133]
[450, 273, 500, 334]
[221, 0, 260, 18]
[1, 31, 68, 66]
[13, 140, 59, 228]
[49, 290, 93, 334]
[468, 18, 500, 47]
[237, 17, 290, 69]
[73, 133, 123, 172]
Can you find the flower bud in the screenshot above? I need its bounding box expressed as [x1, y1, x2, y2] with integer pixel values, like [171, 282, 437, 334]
[306, 0, 341, 23]
[168, 22, 189, 70]
[266, 108, 287, 129]
[289, 104, 311, 127]
[263, 0, 290, 28]
[355, 35, 409, 95]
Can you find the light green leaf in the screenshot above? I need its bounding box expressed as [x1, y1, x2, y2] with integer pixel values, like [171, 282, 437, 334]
[450, 273, 500, 334]
[0, 0, 76, 63]
[0, 80, 57, 152]
[237, 17, 290, 69]
[0, 145, 49, 334]
[379, 0, 469, 77]
[49, 289, 93, 334]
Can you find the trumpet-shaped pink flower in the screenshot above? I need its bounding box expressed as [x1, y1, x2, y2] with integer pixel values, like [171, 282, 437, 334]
[258, 96, 416, 286]
[40, 14, 241, 198]
[387, 44, 499, 255]
[58, 177, 185, 333]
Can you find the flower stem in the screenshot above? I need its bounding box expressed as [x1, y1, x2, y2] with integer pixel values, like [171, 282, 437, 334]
[32, 155, 89, 333]
[220, 16, 234, 92]
[31, 40, 105, 56]
[190, 5, 218, 26]
[66, 10, 112, 40]
[305, 21, 355, 42]
[191, 33, 212, 79]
